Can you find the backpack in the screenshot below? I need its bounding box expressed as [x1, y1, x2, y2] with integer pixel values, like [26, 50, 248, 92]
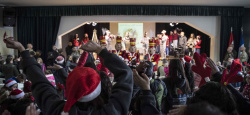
[150, 79, 169, 113]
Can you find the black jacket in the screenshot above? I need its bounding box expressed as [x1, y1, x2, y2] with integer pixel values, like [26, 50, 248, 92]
[65, 46, 73, 57]
[21, 49, 133, 115]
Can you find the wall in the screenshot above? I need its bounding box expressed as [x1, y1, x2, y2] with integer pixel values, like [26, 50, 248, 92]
[57, 16, 220, 61]
[0, 27, 14, 59]
[243, 8, 250, 50]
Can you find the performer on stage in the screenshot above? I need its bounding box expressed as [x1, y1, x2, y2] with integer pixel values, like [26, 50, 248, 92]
[155, 34, 161, 54]
[160, 30, 168, 58]
[123, 31, 130, 51]
[169, 31, 173, 53]
[141, 32, 150, 56]
[178, 31, 187, 56]
[173, 30, 179, 49]
[105, 30, 113, 51]
[73, 34, 80, 49]
[81, 33, 89, 45]
[112, 36, 126, 60]
[194, 35, 202, 54]
[187, 33, 195, 56]
[146, 38, 160, 72]
[126, 38, 140, 67]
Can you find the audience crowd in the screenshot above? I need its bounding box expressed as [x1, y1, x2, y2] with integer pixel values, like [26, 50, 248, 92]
[0, 37, 250, 115]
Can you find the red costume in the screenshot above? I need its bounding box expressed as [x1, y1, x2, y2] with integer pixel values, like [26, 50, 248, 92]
[195, 35, 202, 49]
[111, 36, 126, 59]
[73, 38, 80, 47]
[169, 35, 173, 42]
[126, 38, 140, 66]
[147, 38, 160, 71]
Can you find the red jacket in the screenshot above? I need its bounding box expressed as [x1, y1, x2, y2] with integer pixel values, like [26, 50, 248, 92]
[125, 52, 140, 64]
[112, 50, 126, 58]
[195, 39, 202, 49]
[73, 39, 80, 46]
[169, 35, 173, 41]
[173, 34, 178, 40]
[166, 38, 169, 47]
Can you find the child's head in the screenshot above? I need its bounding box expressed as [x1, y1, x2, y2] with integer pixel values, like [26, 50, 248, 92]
[45, 70, 52, 75]
[12, 98, 33, 115]
[5, 79, 18, 91]
[16, 74, 27, 83]
[162, 59, 168, 67]
[37, 58, 43, 64]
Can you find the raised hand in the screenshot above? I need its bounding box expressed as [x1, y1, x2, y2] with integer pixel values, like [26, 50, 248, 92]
[5, 37, 25, 52]
[133, 69, 150, 90]
[206, 57, 220, 75]
[82, 41, 103, 54]
[26, 103, 40, 115]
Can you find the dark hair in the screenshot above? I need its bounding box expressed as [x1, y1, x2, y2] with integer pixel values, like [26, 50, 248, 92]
[144, 61, 154, 78]
[6, 57, 12, 64]
[45, 70, 52, 75]
[189, 82, 238, 115]
[18, 74, 27, 81]
[167, 59, 190, 94]
[58, 49, 63, 54]
[7, 55, 13, 59]
[72, 56, 79, 63]
[11, 98, 33, 115]
[184, 102, 225, 115]
[84, 62, 97, 70]
[184, 63, 194, 92]
[30, 51, 36, 56]
[36, 50, 42, 54]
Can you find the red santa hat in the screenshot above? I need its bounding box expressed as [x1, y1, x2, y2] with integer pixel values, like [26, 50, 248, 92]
[197, 35, 201, 38]
[184, 55, 192, 63]
[96, 57, 100, 62]
[56, 56, 64, 64]
[63, 67, 101, 112]
[10, 89, 24, 99]
[5, 79, 17, 88]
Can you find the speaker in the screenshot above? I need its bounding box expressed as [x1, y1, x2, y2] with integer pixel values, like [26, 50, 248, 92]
[3, 8, 16, 27]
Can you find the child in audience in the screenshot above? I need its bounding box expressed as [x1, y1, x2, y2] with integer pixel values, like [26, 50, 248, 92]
[37, 58, 46, 73]
[4, 39, 133, 114]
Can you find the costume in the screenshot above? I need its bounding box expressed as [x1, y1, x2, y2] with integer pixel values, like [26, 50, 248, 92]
[126, 38, 140, 67]
[146, 38, 160, 71]
[194, 35, 202, 54]
[187, 37, 194, 56]
[73, 34, 80, 49]
[105, 30, 113, 51]
[111, 36, 126, 60]
[160, 30, 168, 58]
[81, 33, 89, 45]
[141, 35, 150, 56]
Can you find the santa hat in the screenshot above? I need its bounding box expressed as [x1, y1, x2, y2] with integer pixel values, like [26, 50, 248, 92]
[130, 38, 136, 46]
[116, 36, 122, 44]
[149, 38, 156, 48]
[100, 36, 106, 44]
[10, 89, 24, 99]
[63, 67, 101, 112]
[56, 56, 64, 64]
[197, 35, 201, 38]
[5, 79, 17, 88]
[96, 57, 100, 62]
[184, 55, 192, 63]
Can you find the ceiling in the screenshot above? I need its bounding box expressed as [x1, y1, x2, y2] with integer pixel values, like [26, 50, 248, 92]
[1, 0, 250, 8]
